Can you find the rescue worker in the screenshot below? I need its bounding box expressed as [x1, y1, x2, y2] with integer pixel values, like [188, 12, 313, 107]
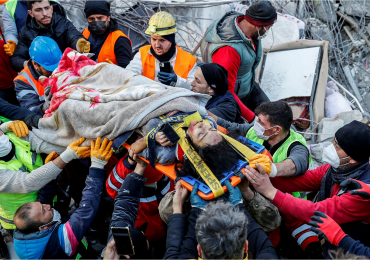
[106, 148, 174, 245]
[0, 118, 90, 246]
[14, 36, 62, 116]
[191, 63, 241, 123]
[2, 0, 57, 56]
[13, 137, 112, 259]
[244, 120, 370, 258]
[126, 11, 197, 89]
[83, 0, 132, 68]
[203, 1, 277, 122]
[0, 26, 18, 105]
[10, 0, 90, 72]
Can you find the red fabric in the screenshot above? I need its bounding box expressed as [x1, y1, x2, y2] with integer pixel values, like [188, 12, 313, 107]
[244, 14, 277, 27]
[0, 28, 17, 89]
[212, 46, 255, 122]
[300, 233, 319, 251]
[271, 164, 370, 225]
[313, 213, 346, 246]
[42, 48, 97, 118]
[268, 228, 280, 248]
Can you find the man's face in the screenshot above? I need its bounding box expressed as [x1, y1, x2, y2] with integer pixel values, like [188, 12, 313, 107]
[256, 113, 279, 137]
[28, 0, 53, 25]
[333, 138, 353, 171]
[32, 60, 53, 77]
[191, 68, 214, 95]
[252, 24, 272, 40]
[150, 36, 172, 56]
[87, 14, 110, 23]
[23, 202, 54, 230]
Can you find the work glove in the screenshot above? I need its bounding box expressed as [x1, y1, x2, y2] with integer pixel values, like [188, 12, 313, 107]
[3, 40, 16, 56]
[77, 38, 90, 53]
[158, 66, 178, 87]
[60, 137, 90, 163]
[309, 211, 346, 246]
[0, 120, 29, 137]
[249, 154, 272, 175]
[91, 137, 113, 169]
[340, 179, 370, 199]
[44, 86, 53, 111]
[225, 180, 243, 206]
[105, 59, 114, 64]
[45, 151, 58, 164]
[190, 183, 209, 209]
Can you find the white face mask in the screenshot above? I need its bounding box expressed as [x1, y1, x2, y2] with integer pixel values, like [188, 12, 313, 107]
[257, 26, 269, 40]
[0, 134, 12, 157]
[39, 209, 61, 229]
[322, 144, 350, 169]
[254, 120, 277, 141]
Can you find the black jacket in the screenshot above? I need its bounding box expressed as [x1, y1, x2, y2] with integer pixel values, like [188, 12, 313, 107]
[0, 98, 41, 128]
[164, 204, 278, 259]
[87, 18, 132, 68]
[10, 2, 83, 72]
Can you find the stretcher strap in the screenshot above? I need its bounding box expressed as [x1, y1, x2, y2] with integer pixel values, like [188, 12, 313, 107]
[173, 123, 225, 198]
[219, 133, 256, 162]
[146, 112, 194, 167]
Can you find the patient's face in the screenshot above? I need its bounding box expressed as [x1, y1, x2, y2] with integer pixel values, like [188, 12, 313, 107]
[187, 121, 222, 147]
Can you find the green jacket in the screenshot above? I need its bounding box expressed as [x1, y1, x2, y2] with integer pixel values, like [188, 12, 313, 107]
[0, 132, 43, 229]
[202, 11, 262, 99]
[246, 127, 311, 199]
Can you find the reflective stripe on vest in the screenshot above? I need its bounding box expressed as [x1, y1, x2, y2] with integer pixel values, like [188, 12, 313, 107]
[0, 133, 42, 229]
[139, 45, 197, 80]
[82, 28, 132, 65]
[14, 62, 45, 101]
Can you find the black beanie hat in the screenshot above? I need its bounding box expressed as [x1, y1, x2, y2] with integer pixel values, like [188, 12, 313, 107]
[245, 1, 277, 27]
[84, 0, 110, 18]
[200, 63, 229, 95]
[335, 120, 370, 162]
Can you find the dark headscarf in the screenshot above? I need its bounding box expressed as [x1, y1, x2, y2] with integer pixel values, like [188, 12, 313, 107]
[150, 33, 177, 62]
[200, 63, 229, 95]
[84, 0, 110, 18]
[335, 120, 370, 162]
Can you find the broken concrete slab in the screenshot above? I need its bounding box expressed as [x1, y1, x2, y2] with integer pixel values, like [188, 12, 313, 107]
[284, 2, 297, 16]
[318, 118, 345, 142]
[314, 0, 337, 24]
[333, 110, 363, 125]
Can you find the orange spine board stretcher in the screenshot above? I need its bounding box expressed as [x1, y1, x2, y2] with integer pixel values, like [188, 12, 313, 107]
[121, 143, 271, 200]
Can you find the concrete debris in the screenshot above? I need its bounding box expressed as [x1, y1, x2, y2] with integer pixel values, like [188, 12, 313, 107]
[318, 117, 344, 143]
[314, 0, 337, 24]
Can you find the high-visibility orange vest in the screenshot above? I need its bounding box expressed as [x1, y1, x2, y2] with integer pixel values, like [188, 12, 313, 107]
[14, 62, 45, 98]
[140, 45, 197, 80]
[83, 28, 132, 65]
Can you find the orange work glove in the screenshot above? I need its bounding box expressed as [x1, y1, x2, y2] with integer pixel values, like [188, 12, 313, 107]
[3, 40, 16, 56]
[60, 137, 90, 163]
[8, 121, 29, 137]
[91, 137, 113, 169]
[249, 154, 272, 175]
[45, 151, 58, 164]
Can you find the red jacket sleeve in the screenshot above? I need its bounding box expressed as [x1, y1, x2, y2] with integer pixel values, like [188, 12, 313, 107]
[106, 156, 136, 199]
[212, 46, 255, 122]
[272, 189, 370, 225]
[271, 164, 330, 193]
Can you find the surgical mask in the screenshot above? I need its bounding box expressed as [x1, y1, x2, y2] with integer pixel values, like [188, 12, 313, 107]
[322, 144, 350, 169]
[39, 209, 61, 229]
[254, 121, 277, 141]
[257, 26, 269, 40]
[88, 21, 108, 35]
[0, 134, 13, 158]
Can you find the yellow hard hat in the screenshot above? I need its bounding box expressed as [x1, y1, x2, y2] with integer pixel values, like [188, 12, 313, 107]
[145, 11, 177, 36]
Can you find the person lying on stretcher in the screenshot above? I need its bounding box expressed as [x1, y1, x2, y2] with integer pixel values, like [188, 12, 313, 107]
[107, 111, 282, 233]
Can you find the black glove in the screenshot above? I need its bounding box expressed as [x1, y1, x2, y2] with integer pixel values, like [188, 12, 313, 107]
[340, 179, 370, 199]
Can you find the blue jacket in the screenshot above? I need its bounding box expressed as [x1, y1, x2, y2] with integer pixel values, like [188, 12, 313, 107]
[338, 235, 370, 258]
[0, 97, 41, 128]
[164, 204, 278, 259]
[206, 91, 241, 123]
[14, 61, 45, 116]
[13, 167, 105, 259]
